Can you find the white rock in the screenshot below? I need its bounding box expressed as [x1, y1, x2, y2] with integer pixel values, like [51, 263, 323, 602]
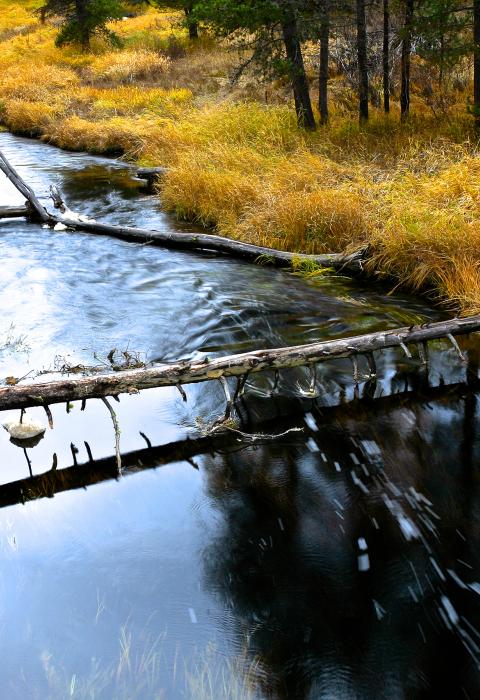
[3, 418, 46, 440]
[53, 222, 68, 231]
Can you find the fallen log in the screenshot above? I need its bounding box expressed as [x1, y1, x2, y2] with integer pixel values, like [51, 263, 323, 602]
[0, 314, 478, 411]
[0, 149, 364, 272]
[0, 206, 28, 219]
[57, 217, 366, 271]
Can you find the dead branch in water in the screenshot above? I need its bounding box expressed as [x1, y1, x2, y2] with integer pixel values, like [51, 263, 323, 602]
[0, 314, 478, 411]
[53, 212, 365, 272]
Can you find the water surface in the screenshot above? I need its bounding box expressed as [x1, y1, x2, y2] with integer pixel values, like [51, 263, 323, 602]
[0, 133, 479, 699]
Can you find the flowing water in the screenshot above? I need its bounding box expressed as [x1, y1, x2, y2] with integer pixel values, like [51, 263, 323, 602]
[0, 132, 479, 699]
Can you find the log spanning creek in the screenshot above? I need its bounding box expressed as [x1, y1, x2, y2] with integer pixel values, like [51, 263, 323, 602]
[0, 132, 479, 699]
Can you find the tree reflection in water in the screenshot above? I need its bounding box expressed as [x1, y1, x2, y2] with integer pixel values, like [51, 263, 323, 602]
[201, 388, 480, 699]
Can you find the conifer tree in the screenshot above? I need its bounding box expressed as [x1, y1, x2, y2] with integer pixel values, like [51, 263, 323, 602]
[194, 0, 316, 129]
[38, 0, 124, 50]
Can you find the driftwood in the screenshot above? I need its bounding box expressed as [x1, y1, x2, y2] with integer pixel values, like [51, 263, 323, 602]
[0, 315, 478, 411]
[0, 149, 364, 272]
[0, 206, 29, 219]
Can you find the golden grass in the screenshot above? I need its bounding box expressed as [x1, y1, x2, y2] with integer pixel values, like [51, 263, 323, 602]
[88, 50, 171, 83]
[2, 2, 480, 312]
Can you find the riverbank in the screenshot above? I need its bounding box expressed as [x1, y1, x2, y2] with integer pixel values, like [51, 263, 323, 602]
[1, 3, 480, 312]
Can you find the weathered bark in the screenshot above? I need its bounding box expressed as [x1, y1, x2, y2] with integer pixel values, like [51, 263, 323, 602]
[0, 206, 29, 219]
[0, 315, 478, 411]
[356, 0, 369, 122]
[474, 0, 480, 126]
[383, 0, 390, 113]
[281, 13, 316, 130]
[0, 151, 50, 223]
[319, 0, 330, 125]
[400, 0, 415, 121]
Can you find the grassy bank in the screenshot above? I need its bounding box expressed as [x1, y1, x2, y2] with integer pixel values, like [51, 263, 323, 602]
[1, 2, 480, 312]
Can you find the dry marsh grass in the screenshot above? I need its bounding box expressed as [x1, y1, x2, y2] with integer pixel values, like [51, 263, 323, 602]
[88, 49, 171, 83]
[1, 2, 480, 312]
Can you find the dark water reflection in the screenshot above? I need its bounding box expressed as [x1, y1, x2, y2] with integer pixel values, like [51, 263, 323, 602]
[0, 133, 479, 698]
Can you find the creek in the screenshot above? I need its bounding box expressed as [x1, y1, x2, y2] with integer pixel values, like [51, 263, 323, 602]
[0, 132, 478, 699]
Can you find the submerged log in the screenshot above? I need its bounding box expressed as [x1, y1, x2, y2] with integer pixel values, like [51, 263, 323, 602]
[0, 315, 478, 411]
[0, 206, 29, 219]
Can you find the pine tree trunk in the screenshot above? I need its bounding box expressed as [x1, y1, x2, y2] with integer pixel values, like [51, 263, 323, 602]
[75, 0, 90, 51]
[184, 5, 199, 40]
[319, 0, 330, 124]
[281, 15, 316, 130]
[400, 0, 415, 121]
[383, 0, 390, 113]
[474, 0, 480, 126]
[356, 0, 369, 122]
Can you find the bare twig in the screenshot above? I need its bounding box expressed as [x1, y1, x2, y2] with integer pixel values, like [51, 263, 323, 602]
[139, 431, 152, 448]
[84, 441, 94, 463]
[209, 424, 304, 441]
[101, 397, 122, 475]
[219, 376, 233, 419]
[176, 384, 187, 402]
[43, 404, 53, 429]
[447, 333, 467, 362]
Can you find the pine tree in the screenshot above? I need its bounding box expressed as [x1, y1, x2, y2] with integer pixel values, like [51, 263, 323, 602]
[38, 0, 124, 50]
[194, 0, 317, 129]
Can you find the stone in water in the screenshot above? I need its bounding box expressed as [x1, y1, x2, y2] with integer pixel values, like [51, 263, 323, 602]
[3, 418, 46, 441]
